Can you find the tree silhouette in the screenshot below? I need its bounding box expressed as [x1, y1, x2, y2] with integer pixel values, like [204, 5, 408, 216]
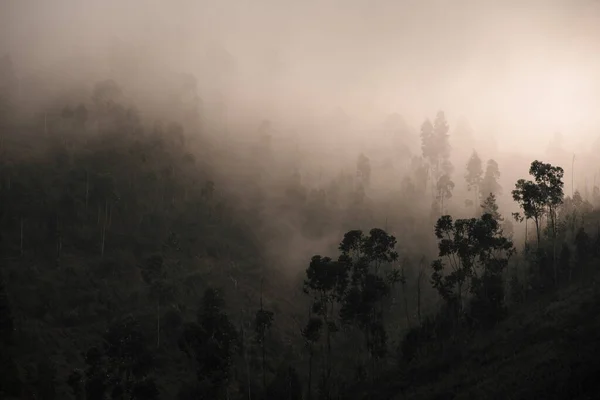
[433, 111, 452, 177]
[301, 315, 322, 400]
[338, 228, 399, 377]
[481, 193, 502, 222]
[436, 174, 455, 215]
[480, 159, 502, 201]
[179, 288, 238, 399]
[356, 153, 371, 188]
[431, 213, 515, 320]
[303, 255, 347, 396]
[465, 151, 483, 213]
[420, 119, 435, 167]
[255, 280, 274, 395]
[81, 316, 158, 400]
[512, 160, 564, 286]
[140, 254, 173, 348]
[0, 273, 13, 344]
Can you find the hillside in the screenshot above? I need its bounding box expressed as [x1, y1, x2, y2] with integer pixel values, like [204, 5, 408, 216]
[348, 271, 600, 400]
[3, 55, 600, 400]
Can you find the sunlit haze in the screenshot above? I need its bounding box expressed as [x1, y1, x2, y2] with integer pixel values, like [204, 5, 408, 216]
[2, 0, 600, 153]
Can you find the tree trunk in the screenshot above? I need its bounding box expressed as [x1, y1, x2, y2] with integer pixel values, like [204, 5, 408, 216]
[525, 218, 528, 247]
[323, 294, 332, 396]
[156, 300, 160, 348]
[262, 335, 266, 395]
[307, 346, 313, 400]
[56, 215, 62, 261]
[101, 201, 108, 257]
[401, 272, 410, 328]
[20, 217, 24, 256]
[417, 276, 422, 325]
[551, 210, 558, 288]
[534, 218, 541, 248]
[440, 194, 444, 215]
[85, 171, 89, 213]
[242, 323, 252, 400]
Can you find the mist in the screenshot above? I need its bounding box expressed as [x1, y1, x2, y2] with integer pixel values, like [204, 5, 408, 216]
[4, 1, 600, 398]
[3, 0, 600, 149]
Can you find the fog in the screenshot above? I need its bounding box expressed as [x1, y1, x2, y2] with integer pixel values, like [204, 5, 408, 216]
[3, 0, 600, 271]
[3, 4, 600, 396]
[3, 0, 600, 149]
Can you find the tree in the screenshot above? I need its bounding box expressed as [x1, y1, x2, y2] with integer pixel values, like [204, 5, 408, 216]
[513, 160, 564, 287]
[420, 119, 435, 167]
[436, 174, 455, 215]
[512, 180, 545, 248]
[338, 229, 399, 377]
[480, 159, 501, 201]
[465, 151, 483, 212]
[303, 255, 347, 396]
[0, 273, 13, 344]
[421, 112, 452, 190]
[81, 316, 158, 400]
[574, 227, 591, 274]
[255, 281, 274, 395]
[433, 111, 452, 177]
[140, 254, 173, 348]
[481, 193, 502, 222]
[431, 213, 515, 322]
[267, 365, 302, 400]
[301, 316, 322, 400]
[356, 153, 371, 187]
[179, 288, 238, 399]
[92, 79, 123, 110]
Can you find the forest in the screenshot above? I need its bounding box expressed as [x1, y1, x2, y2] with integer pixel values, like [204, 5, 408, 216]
[2, 46, 600, 399]
[3, 1, 600, 399]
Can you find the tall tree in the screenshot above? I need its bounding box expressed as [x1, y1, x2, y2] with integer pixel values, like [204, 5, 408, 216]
[303, 255, 347, 396]
[179, 288, 238, 399]
[431, 213, 514, 320]
[301, 315, 322, 400]
[338, 229, 399, 377]
[512, 161, 564, 286]
[356, 153, 371, 188]
[140, 254, 172, 348]
[433, 111, 452, 177]
[0, 273, 13, 345]
[465, 151, 483, 212]
[81, 316, 159, 400]
[480, 159, 502, 201]
[420, 119, 435, 167]
[255, 280, 274, 395]
[436, 174, 455, 215]
[481, 193, 502, 222]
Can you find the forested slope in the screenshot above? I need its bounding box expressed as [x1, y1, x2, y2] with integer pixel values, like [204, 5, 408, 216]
[348, 268, 600, 400]
[2, 54, 600, 400]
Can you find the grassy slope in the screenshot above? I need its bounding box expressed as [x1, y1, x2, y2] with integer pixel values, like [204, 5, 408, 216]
[353, 272, 600, 400]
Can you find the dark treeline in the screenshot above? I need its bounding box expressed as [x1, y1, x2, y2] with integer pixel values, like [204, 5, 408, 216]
[2, 52, 600, 400]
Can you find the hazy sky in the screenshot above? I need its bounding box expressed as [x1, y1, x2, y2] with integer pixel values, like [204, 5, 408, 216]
[2, 0, 600, 152]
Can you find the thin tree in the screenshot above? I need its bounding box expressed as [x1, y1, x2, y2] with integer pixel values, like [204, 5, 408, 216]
[416, 256, 427, 325]
[140, 255, 170, 348]
[465, 150, 483, 214]
[255, 279, 274, 396]
[436, 174, 455, 215]
[302, 312, 322, 400]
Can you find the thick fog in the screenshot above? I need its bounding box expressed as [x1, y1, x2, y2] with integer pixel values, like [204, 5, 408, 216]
[3, 0, 600, 149]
